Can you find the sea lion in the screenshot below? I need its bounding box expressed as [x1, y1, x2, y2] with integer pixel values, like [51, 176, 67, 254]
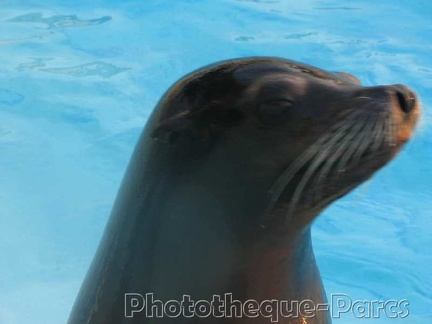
[68, 57, 420, 323]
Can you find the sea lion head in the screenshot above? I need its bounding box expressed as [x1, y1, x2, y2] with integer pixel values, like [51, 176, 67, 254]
[151, 57, 421, 231]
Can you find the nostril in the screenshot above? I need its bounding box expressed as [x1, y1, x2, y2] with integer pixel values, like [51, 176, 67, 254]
[395, 88, 416, 114]
[396, 91, 408, 113]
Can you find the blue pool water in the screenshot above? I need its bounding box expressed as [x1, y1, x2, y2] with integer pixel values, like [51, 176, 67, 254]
[0, 1, 431, 323]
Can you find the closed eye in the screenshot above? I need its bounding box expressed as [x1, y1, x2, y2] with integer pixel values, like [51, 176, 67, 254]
[260, 99, 294, 118]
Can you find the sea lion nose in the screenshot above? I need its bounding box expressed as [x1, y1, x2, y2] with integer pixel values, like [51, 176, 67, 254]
[392, 84, 416, 114]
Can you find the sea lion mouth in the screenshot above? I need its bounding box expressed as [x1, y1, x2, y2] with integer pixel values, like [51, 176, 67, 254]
[263, 87, 420, 226]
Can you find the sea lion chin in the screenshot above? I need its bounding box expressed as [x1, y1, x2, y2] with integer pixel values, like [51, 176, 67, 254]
[68, 57, 420, 324]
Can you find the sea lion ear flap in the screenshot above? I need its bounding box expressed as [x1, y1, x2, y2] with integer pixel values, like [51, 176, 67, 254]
[151, 111, 205, 144]
[333, 72, 362, 85]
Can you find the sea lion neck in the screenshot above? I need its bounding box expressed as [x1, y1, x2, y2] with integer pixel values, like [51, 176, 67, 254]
[140, 146, 329, 306]
[244, 226, 327, 303]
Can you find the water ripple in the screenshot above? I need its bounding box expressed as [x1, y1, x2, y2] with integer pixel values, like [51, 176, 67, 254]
[321, 253, 432, 302]
[314, 7, 362, 11]
[234, 36, 255, 42]
[39, 61, 130, 79]
[0, 35, 43, 46]
[284, 32, 318, 40]
[0, 128, 17, 144]
[8, 12, 112, 29]
[235, 0, 279, 3]
[0, 88, 24, 106]
[16, 58, 53, 72]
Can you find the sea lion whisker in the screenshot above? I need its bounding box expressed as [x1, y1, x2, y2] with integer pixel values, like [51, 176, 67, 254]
[263, 134, 342, 221]
[311, 110, 372, 204]
[351, 112, 382, 162]
[311, 116, 367, 203]
[335, 111, 378, 172]
[346, 114, 377, 164]
[388, 111, 397, 147]
[334, 107, 360, 120]
[264, 141, 326, 218]
[318, 115, 365, 175]
[284, 115, 364, 221]
[382, 111, 394, 146]
[371, 111, 388, 152]
[313, 106, 382, 200]
[265, 108, 363, 216]
[266, 125, 342, 197]
[331, 108, 365, 130]
[285, 138, 342, 221]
